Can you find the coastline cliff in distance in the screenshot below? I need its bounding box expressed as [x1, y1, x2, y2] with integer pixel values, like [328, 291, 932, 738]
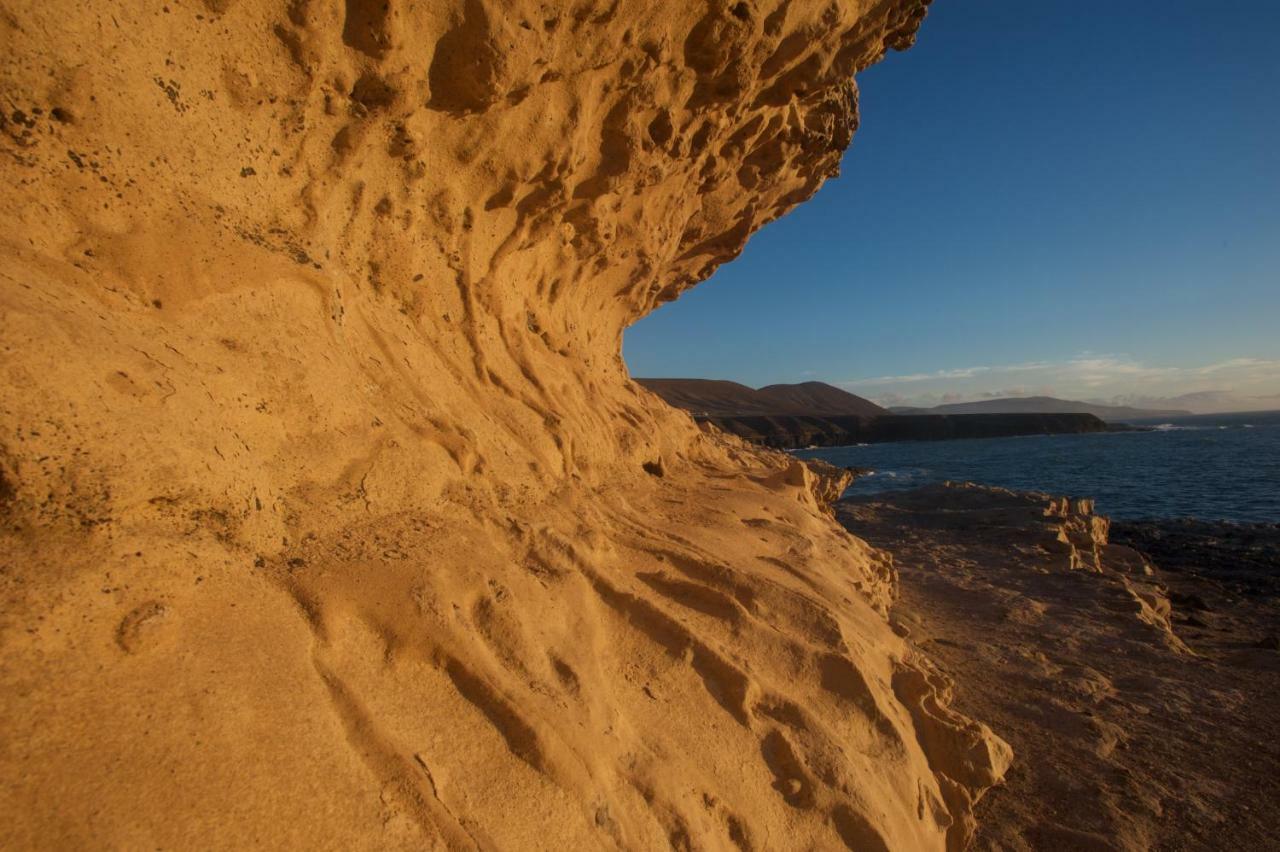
[638, 379, 1116, 448]
[890, 395, 1192, 421]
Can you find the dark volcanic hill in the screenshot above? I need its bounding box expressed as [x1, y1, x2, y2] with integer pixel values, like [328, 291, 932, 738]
[637, 379, 886, 418]
[640, 380, 1113, 447]
[889, 396, 1192, 422]
[755, 381, 889, 417]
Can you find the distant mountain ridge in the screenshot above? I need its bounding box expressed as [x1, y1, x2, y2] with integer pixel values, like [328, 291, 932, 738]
[637, 379, 886, 418]
[889, 396, 1192, 422]
[638, 380, 1115, 447]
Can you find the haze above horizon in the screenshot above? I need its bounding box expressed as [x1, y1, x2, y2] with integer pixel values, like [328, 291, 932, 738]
[623, 0, 1280, 414]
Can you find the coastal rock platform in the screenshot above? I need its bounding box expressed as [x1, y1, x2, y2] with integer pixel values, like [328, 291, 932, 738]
[839, 483, 1280, 850]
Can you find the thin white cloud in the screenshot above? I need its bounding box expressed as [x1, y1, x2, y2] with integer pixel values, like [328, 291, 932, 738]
[837, 354, 1280, 413]
[848, 361, 1055, 386]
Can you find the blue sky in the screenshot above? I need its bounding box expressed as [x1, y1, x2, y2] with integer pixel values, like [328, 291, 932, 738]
[624, 0, 1280, 412]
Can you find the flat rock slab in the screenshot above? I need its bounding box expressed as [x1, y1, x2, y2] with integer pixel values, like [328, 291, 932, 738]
[838, 483, 1280, 852]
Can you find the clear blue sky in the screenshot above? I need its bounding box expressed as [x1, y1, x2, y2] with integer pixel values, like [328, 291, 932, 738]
[624, 0, 1280, 411]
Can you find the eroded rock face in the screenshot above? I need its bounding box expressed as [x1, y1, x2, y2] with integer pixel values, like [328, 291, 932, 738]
[0, 1, 1008, 849]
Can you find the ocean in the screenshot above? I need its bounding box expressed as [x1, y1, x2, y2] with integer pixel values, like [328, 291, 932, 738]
[795, 410, 1280, 523]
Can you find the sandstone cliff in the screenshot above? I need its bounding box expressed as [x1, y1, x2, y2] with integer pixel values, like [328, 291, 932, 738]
[1, 1, 1010, 849]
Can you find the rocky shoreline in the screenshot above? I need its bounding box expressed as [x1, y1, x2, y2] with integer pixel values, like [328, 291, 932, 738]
[1111, 518, 1280, 601]
[837, 482, 1279, 849]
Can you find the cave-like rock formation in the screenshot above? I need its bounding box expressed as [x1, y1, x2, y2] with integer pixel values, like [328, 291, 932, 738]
[1, 1, 1009, 848]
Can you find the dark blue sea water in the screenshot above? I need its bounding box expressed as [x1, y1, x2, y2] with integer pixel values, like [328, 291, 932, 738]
[795, 411, 1280, 522]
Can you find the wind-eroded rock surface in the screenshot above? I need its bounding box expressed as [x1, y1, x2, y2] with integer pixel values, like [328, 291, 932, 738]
[1, 1, 1010, 848]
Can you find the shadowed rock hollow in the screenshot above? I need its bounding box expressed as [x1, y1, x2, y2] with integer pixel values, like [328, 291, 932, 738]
[1, 1, 1009, 849]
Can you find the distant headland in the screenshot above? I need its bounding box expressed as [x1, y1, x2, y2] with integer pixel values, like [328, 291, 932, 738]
[638, 379, 1125, 448]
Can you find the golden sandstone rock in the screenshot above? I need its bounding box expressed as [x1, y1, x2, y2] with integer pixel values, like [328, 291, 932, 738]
[1, 1, 1008, 848]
